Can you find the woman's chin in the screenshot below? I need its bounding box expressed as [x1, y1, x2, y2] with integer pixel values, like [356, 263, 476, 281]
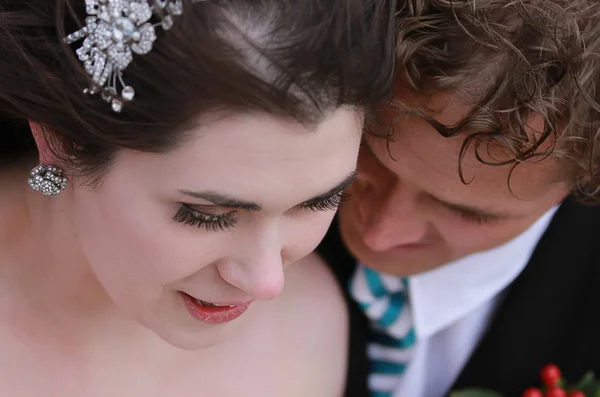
[145, 319, 235, 351]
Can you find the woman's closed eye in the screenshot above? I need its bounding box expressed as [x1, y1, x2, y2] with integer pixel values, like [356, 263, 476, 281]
[173, 204, 237, 232]
[300, 190, 351, 212]
[173, 190, 351, 232]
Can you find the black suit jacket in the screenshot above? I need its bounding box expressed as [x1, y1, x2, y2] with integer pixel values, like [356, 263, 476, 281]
[317, 196, 600, 397]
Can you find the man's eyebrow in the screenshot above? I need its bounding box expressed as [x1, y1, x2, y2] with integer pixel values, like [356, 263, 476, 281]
[301, 170, 358, 205]
[426, 193, 510, 219]
[177, 170, 358, 210]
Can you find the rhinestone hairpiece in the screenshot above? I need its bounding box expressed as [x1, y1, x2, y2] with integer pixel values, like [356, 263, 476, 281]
[64, 0, 190, 113]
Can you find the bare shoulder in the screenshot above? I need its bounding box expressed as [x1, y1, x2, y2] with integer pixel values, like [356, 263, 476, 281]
[286, 251, 345, 301]
[275, 252, 349, 397]
[282, 252, 348, 333]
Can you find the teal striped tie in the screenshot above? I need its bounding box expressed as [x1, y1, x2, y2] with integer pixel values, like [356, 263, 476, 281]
[349, 265, 416, 397]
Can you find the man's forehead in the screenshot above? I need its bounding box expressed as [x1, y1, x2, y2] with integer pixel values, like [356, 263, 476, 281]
[367, 114, 563, 208]
[386, 84, 473, 123]
[388, 86, 552, 150]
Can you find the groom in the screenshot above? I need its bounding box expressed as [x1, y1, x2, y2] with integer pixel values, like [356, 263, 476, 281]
[319, 1, 600, 397]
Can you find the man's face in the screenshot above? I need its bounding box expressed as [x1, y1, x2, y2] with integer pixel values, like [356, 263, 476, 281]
[339, 91, 570, 276]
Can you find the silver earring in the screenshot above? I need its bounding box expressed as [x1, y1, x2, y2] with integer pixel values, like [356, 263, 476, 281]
[27, 165, 68, 196]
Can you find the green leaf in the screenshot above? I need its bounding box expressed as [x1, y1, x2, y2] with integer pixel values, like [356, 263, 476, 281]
[572, 371, 600, 397]
[449, 388, 505, 397]
[574, 371, 595, 390]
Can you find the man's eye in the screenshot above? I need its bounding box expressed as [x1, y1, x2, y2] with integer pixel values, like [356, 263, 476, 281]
[455, 209, 496, 225]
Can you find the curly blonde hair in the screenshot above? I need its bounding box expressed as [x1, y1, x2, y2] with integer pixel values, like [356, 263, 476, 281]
[387, 0, 600, 197]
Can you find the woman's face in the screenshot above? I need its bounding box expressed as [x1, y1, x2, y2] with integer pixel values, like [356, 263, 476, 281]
[68, 109, 361, 349]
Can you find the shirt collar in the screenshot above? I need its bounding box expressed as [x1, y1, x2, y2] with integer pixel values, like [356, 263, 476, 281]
[408, 205, 560, 339]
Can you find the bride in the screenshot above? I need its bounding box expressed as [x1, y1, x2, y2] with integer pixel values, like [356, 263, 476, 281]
[0, 0, 395, 396]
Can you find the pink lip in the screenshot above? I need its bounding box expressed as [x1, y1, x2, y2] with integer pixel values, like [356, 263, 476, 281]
[180, 292, 252, 324]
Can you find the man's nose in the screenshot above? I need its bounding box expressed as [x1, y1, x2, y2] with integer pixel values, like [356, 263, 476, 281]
[358, 181, 429, 252]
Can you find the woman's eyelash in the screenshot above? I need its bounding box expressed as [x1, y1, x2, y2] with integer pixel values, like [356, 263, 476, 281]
[174, 191, 350, 231]
[173, 204, 237, 231]
[301, 191, 351, 212]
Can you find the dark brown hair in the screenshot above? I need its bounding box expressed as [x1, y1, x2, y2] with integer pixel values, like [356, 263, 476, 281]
[386, 0, 600, 196]
[0, 0, 396, 176]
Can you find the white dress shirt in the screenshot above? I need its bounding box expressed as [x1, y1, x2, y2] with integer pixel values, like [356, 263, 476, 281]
[391, 206, 559, 397]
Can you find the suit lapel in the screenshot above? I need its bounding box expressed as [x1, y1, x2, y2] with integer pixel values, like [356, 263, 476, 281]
[452, 197, 600, 396]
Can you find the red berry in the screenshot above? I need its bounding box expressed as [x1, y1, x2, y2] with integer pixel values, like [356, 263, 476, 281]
[541, 364, 562, 386]
[546, 386, 567, 397]
[567, 391, 586, 397]
[521, 387, 543, 397]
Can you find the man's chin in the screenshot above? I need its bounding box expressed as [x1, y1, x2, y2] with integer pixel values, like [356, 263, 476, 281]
[338, 213, 450, 276]
[341, 234, 448, 276]
[353, 250, 443, 277]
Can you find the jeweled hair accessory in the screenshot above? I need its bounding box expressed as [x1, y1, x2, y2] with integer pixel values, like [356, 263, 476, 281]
[64, 0, 191, 112]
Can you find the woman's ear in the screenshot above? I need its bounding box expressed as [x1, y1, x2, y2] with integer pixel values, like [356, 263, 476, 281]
[28, 121, 54, 165]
